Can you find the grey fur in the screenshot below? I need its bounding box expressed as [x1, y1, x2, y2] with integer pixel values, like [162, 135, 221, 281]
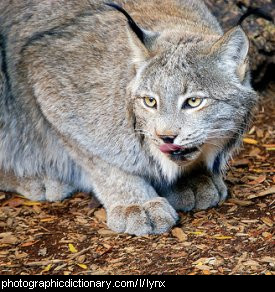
[0, 0, 257, 235]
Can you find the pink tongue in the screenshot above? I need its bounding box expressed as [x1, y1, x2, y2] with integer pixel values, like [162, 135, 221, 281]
[159, 144, 182, 154]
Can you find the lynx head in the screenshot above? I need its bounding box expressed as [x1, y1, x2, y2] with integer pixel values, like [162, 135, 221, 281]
[108, 4, 258, 176]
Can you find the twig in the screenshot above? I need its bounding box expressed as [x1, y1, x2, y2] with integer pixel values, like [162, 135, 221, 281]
[67, 246, 93, 260]
[24, 259, 65, 267]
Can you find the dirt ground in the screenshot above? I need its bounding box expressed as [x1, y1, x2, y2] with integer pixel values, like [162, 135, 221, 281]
[0, 86, 274, 275]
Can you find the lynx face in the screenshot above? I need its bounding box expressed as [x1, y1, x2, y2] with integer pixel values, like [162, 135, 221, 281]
[132, 41, 254, 169]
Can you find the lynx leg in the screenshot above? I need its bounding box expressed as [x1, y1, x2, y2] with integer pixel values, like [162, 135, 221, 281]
[89, 159, 178, 236]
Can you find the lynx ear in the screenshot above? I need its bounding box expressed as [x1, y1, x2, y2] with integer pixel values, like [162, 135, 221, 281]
[213, 26, 249, 81]
[106, 3, 159, 65]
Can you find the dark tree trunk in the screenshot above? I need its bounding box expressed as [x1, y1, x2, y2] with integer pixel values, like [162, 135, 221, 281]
[205, 0, 275, 90]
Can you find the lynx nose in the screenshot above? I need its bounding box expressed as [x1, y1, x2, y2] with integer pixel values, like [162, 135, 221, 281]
[158, 135, 178, 144]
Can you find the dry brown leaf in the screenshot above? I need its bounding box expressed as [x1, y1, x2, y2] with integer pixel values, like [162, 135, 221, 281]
[14, 251, 28, 259]
[262, 144, 275, 148]
[21, 240, 39, 247]
[228, 198, 254, 206]
[261, 217, 273, 227]
[38, 248, 47, 256]
[247, 175, 266, 185]
[40, 217, 56, 222]
[256, 128, 264, 138]
[243, 260, 260, 266]
[195, 264, 212, 271]
[77, 255, 86, 263]
[94, 209, 107, 222]
[262, 232, 272, 239]
[231, 159, 250, 167]
[260, 257, 275, 265]
[171, 228, 188, 241]
[248, 147, 261, 157]
[248, 186, 275, 199]
[2, 197, 25, 208]
[0, 233, 18, 245]
[169, 251, 187, 258]
[97, 229, 116, 236]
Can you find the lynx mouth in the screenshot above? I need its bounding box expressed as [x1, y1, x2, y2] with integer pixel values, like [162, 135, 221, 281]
[170, 146, 199, 160]
[159, 143, 201, 161]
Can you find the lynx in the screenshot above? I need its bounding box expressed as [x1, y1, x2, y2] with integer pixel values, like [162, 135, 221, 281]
[0, 0, 257, 235]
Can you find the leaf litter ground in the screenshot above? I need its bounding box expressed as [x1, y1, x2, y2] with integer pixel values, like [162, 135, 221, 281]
[0, 88, 274, 275]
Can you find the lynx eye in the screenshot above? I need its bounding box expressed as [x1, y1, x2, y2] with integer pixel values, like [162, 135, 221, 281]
[144, 96, 157, 109]
[184, 97, 204, 109]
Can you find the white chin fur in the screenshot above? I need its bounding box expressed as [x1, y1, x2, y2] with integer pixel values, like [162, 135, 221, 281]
[149, 144, 180, 183]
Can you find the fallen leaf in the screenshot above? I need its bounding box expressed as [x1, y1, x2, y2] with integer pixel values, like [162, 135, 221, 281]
[94, 209, 106, 222]
[212, 236, 233, 240]
[248, 186, 275, 199]
[228, 198, 254, 206]
[251, 169, 264, 173]
[42, 264, 52, 273]
[77, 263, 88, 270]
[40, 217, 56, 222]
[97, 229, 116, 236]
[68, 243, 78, 253]
[243, 138, 258, 145]
[193, 257, 217, 266]
[247, 175, 266, 185]
[21, 240, 39, 247]
[195, 264, 212, 271]
[0, 233, 18, 245]
[260, 257, 275, 265]
[38, 248, 47, 256]
[261, 217, 273, 227]
[77, 255, 86, 263]
[262, 232, 272, 239]
[248, 147, 261, 157]
[23, 201, 42, 206]
[169, 251, 187, 258]
[231, 159, 250, 167]
[262, 144, 275, 148]
[2, 197, 25, 208]
[2, 196, 41, 207]
[187, 231, 204, 236]
[243, 260, 260, 266]
[256, 128, 264, 138]
[171, 228, 188, 241]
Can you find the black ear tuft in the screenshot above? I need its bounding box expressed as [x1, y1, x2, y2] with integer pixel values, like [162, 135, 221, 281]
[237, 7, 273, 26]
[105, 2, 146, 45]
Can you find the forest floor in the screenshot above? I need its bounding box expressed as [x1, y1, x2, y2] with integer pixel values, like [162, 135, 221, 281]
[0, 87, 274, 275]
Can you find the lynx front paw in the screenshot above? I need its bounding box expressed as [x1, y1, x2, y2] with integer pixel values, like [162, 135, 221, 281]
[167, 174, 228, 211]
[107, 197, 178, 236]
